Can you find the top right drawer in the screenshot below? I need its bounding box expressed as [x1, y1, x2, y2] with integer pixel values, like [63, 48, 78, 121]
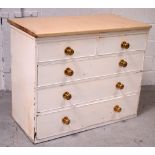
[98, 33, 148, 55]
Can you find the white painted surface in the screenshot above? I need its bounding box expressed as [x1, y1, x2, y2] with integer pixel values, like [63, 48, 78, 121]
[37, 36, 97, 62]
[11, 27, 36, 140]
[37, 94, 139, 139]
[37, 72, 142, 112]
[37, 32, 148, 63]
[38, 52, 144, 87]
[98, 33, 147, 55]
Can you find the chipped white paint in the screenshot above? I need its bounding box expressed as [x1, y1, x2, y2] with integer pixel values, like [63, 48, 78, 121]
[37, 94, 139, 140]
[38, 52, 144, 87]
[37, 73, 142, 112]
[11, 27, 36, 141]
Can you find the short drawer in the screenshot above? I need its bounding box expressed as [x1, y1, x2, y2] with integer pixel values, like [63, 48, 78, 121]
[38, 52, 144, 87]
[36, 94, 139, 139]
[37, 72, 142, 112]
[37, 36, 97, 62]
[98, 33, 147, 55]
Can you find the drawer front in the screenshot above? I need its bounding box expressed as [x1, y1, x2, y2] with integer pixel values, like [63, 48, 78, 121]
[37, 72, 142, 112]
[37, 94, 139, 139]
[38, 52, 144, 87]
[98, 33, 147, 55]
[37, 37, 97, 62]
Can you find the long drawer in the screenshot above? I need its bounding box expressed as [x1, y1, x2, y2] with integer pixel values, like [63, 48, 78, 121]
[36, 94, 139, 139]
[37, 72, 142, 112]
[38, 52, 144, 87]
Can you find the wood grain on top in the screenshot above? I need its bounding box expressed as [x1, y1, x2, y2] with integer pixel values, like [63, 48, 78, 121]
[7, 14, 151, 38]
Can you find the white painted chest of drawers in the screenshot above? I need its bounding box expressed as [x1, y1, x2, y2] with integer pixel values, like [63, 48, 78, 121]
[8, 14, 151, 143]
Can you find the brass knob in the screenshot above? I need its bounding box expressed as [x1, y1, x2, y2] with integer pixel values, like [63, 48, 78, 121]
[64, 47, 74, 56]
[63, 92, 72, 100]
[64, 68, 74, 76]
[62, 116, 70, 125]
[116, 82, 124, 89]
[121, 41, 130, 49]
[119, 59, 128, 67]
[114, 105, 122, 113]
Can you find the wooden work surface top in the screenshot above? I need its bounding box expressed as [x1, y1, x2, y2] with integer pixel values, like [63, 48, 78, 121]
[8, 14, 151, 38]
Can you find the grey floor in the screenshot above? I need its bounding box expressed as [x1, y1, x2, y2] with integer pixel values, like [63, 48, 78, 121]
[0, 86, 155, 147]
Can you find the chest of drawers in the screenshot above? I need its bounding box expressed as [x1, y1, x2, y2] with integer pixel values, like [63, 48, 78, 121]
[8, 14, 151, 143]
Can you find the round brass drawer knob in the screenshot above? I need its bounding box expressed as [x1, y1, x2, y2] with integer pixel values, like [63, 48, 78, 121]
[119, 59, 128, 67]
[64, 47, 74, 56]
[116, 82, 124, 89]
[62, 116, 70, 125]
[64, 68, 74, 76]
[63, 91, 72, 100]
[121, 41, 130, 49]
[114, 105, 122, 113]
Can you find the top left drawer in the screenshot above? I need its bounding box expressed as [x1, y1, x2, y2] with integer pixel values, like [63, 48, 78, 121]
[37, 36, 98, 62]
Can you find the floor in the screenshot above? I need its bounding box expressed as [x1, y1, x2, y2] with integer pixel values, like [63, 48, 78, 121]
[0, 86, 155, 147]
